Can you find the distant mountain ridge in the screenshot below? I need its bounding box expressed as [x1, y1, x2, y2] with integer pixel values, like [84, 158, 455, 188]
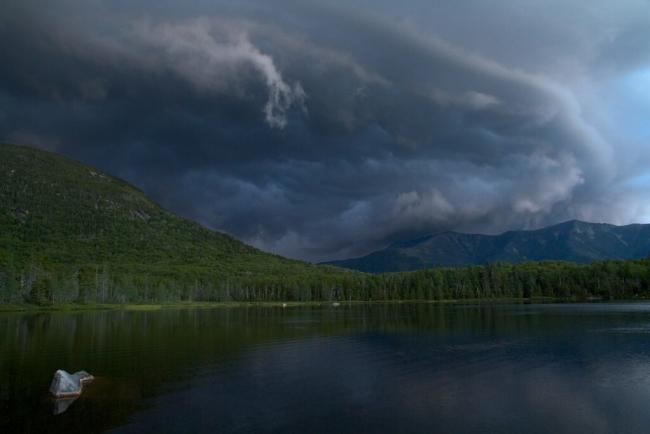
[326, 220, 650, 273]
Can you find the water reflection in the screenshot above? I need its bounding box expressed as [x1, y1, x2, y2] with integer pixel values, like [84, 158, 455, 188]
[3, 303, 650, 433]
[52, 396, 78, 416]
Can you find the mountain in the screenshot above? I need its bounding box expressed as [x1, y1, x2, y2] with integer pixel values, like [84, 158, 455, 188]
[326, 220, 650, 273]
[4, 142, 650, 306]
[0, 143, 342, 304]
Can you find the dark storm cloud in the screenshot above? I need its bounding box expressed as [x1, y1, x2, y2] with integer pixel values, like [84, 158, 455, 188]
[2, 0, 650, 261]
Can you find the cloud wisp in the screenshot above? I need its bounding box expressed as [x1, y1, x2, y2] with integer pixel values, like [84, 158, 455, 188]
[129, 18, 307, 129]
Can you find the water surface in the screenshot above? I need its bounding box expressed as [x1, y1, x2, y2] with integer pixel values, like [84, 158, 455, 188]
[3, 302, 650, 433]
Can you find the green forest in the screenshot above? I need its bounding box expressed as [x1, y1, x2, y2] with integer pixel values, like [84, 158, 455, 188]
[2, 256, 650, 305]
[3, 143, 650, 306]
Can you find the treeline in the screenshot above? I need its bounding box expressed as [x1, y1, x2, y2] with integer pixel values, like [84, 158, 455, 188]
[1, 258, 650, 305]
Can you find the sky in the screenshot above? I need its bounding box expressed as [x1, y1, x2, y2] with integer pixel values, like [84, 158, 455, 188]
[2, 0, 650, 262]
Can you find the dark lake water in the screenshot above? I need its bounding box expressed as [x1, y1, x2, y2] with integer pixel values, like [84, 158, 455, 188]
[4, 302, 650, 433]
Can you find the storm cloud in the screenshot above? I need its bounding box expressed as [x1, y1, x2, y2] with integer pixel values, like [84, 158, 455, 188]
[2, 0, 650, 261]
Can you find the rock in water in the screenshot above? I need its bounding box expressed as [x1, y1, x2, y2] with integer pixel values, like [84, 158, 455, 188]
[49, 370, 94, 398]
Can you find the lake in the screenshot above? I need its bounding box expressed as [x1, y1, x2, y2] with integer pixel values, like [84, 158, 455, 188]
[3, 302, 650, 433]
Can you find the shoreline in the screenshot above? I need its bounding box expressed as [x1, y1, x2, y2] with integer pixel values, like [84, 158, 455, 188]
[0, 296, 609, 313]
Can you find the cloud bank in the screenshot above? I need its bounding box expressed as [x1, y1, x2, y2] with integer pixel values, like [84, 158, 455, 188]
[1, 0, 650, 261]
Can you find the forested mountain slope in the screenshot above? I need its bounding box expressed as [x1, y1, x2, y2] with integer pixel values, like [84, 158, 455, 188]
[3, 143, 650, 306]
[0, 143, 343, 303]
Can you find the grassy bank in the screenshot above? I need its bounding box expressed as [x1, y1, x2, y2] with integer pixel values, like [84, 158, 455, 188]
[0, 301, 324, 313]
[0, 296, 585, 313]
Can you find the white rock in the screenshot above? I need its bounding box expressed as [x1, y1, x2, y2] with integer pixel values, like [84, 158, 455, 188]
[49, 370, 94, 398]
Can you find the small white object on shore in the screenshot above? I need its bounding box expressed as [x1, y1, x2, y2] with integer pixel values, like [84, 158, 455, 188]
[49, 370, 94, 398]
[332, 302, 340, 307]
[282, 303, 288, 308]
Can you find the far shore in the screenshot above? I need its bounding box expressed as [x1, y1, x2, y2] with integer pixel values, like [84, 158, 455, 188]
[0, 296, 615, 313]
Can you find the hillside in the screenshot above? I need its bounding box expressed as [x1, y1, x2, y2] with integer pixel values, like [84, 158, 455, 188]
[326, 220, 650, 273]
[0, 143, 345, 304]
[4, 143, 650, 306]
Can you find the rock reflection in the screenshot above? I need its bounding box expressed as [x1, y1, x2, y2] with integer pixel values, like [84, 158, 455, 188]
[52, 396, 78, 416]
[3, 303, 650, 433]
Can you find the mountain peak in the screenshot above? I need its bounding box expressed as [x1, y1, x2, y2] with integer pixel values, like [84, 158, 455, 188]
[326, 220, 650, 273]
